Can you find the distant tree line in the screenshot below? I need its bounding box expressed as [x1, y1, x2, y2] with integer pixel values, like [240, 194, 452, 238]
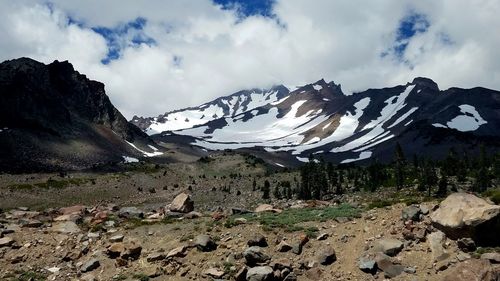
[280, 143, 500, 200]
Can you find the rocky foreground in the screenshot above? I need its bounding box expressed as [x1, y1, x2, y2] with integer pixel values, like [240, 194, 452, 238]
[1, 192, 499, 281]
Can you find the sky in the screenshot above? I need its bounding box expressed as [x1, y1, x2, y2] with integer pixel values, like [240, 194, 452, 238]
[1, 0, 499, 119]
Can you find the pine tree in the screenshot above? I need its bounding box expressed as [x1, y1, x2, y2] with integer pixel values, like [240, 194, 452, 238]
[273, 185, 282, 199]
[262, 180, 270, 199]
[252, 178, 257, 191]
[394, 142, 406, 190]
[436, 174, 448, 197]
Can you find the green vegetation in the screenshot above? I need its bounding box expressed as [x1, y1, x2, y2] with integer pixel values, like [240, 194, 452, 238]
[233, 204, 360, 232]
[8, 271, 47, 281]
[132, 273, 150, 281]
[483, 188, 500, 204]
[7, 177, 95, 190]
[295, 144, 499, 200]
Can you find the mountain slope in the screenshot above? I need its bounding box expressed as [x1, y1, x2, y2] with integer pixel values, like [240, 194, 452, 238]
[0, 58, 163, 172]
[131, 85, 290, 134]
[136, 78, 500, 165]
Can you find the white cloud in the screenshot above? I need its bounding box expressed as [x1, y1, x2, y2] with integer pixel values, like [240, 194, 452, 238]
[0, 0, 499, 118]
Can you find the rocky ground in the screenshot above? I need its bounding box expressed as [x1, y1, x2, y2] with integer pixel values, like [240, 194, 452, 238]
[1, 191, 499, 281]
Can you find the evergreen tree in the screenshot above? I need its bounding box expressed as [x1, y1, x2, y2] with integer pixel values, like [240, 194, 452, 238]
[394, 142, 406, 190]
[273, 185, 282, 199]
[262, 180, 270, 199]
[252, 178, 257, 191]
[436, 174, 448, 197]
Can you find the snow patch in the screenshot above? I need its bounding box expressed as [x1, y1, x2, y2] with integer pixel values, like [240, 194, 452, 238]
[432, 123, 447, 128]
[446, 104, 487, 132]
[313, 84, 323, 91]
[341, 151, 372, 164]
[387, 107, 418, 129]
[123, 156, 139, 163]
[126, 141, 163, 157]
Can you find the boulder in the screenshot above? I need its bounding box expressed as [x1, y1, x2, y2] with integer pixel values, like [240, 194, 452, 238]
[195, 234, 217, 252]
[169, 193, 194, 213]
[246, 266, 273, 281]
[443, 259, 500, 281]
[372, 238, 403, 256]
[430, 193, 500, 246]
[244, 246, 271, 266]
[316, 246, 336, 265]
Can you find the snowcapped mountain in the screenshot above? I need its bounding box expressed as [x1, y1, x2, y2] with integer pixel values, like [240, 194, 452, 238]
[131, 85, 289, 134]
[132, 77, 500, 165]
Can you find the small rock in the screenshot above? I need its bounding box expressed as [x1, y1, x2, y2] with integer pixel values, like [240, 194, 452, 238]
[109, 234, 124, 243]
[81, 259, 100, 273]
[246, 266, 273, 281]
[375, 253, 405, 278]
[402, 205, 422, 221]
[118, 207, 144, 219]
[146, 252, 165, 262]
[248, 234, 268, 247]
[317, 233, 329, 241]
[0, 237, 14, 247]
[204, 268, 225, 278]
[195, 234, 217, 252]
[358, 256, 377, 273]
[169, 193, 194, 213]
[316, 246, 336, 265]
[291, 243, 302, 255]
[51, 221, 81, 234]
[481, 252, 500, 263]
[235, 267, 247, 281]
[457, 238, 476, 252]
[283, 272, 298, 281]
[167, 245, 186, 258]
[372, 238, 403, 256]
[276, 241, 292, 252]
[255, 204, 282, 213]
[243, 246, 271, 266]
[428, 231, 450, 262]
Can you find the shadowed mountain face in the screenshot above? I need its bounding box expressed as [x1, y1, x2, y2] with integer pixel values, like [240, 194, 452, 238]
[133, 78, 500, 166]
[0, 58, 161, 172]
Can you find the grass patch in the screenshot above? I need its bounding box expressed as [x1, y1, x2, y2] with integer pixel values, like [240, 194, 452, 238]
[471, 247, 500, 258]
[368, 199, 394, 209]
[7, 178, 94, 190]
[238, 204, 360, 231]
[123, 217, 176, 229]
[483, 189, 500, 205]
[132, 273, 150, 281]
[10, 271, 47, 281]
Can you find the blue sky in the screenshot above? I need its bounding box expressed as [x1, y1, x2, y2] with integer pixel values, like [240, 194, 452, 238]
[1, 0, 499, 117]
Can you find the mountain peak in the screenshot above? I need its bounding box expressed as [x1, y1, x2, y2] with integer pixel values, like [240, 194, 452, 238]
[411, 77, 439, 91]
